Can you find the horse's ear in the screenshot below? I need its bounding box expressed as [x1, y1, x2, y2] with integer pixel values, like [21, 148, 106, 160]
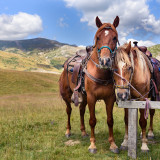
[113, 16, 119, 28]
[125, 41, 131, 55]
[96, 16, 102, 28]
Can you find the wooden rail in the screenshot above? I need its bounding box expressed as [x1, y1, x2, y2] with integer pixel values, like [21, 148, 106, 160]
[118, 101, 160, 159]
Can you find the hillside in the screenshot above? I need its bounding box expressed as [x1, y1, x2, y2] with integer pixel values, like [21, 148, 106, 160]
[0, 38, 84, 72]
[0, 38, 69, 51]
[0, 68, 59, 95]
[148, 44, 160, 60]
[0, 50, 59, 72]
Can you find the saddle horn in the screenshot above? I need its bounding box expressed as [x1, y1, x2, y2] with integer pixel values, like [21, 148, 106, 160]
[133, 41, 138, 47]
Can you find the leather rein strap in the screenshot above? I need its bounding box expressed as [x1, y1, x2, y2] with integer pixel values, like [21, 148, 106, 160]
[83, 68, 113, 85]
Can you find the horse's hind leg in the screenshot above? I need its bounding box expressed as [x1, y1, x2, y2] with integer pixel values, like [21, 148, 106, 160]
[148, 109, 155, 139]
[65, 101, 72, 138]
[79, 96, 88, 137]
[139, 109, 149, 152]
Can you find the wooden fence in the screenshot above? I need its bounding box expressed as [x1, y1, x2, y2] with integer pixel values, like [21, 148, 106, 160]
[118, 101, 160, 159]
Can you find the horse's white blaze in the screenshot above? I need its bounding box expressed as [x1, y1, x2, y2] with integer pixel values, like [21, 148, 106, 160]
[105, 30, 109, 36]
[118, 61, 126, 84]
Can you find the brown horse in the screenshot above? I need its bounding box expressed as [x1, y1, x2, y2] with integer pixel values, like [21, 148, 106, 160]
[59, 16, 120, 153]
[113, 42, 155, 152]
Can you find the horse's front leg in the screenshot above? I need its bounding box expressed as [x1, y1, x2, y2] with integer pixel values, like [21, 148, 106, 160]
[79, 96, 88, 137]
[139, 109, 149, 152]
[148, 109, 155, 139]
[120, 108, 128, 150]
[87, 94, 97, 153]
[105, 98, 119, 153]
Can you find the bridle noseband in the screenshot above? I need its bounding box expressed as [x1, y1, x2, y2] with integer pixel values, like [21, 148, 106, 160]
[97, 45, 117, 69]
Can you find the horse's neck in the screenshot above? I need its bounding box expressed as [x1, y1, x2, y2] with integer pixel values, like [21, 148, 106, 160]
[87, 49, 112, 80]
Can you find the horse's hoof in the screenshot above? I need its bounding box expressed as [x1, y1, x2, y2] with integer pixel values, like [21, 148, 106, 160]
[120, 145, 128, 151]
[88, 148, 97, 154]
[65, 133, 71, 138]
[82, 133, 89, 138]
[110, 148, 119, 154]
[148, 136, 154, 140]
[141, 149, 149, 153]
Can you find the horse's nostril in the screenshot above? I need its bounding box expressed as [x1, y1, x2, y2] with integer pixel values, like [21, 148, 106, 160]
[101, 59, 104, 65]
[107, 58, 110, 62]
[117, 93, 122, 98]
[117, 92, 129, 101]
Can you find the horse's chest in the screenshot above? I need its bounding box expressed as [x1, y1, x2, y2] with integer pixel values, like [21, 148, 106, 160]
[85, 79, 114, 99]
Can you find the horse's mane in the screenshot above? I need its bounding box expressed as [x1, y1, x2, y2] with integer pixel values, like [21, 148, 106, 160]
[115, 43, 149, 72]
[131, 47, 148, 71]
[115, 43, 133, 67]
[94, 23, 118, 46]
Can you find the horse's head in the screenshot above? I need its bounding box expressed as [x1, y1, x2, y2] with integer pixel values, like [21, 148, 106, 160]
[94, 16, 119, 69]
[113, 42, 133, 101]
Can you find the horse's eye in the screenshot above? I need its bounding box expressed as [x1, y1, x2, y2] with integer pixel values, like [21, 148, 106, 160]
[128, 67, 132, 71]
[113, 37, 117, 41]
[97, 37, 100, 41]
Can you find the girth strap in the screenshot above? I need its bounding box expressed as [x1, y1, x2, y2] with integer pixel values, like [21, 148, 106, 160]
[83, 68, 113, 85]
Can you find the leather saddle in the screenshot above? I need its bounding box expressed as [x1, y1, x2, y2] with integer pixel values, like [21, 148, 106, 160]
[133, 41, 152, 57]
[64, 46, 93, 106]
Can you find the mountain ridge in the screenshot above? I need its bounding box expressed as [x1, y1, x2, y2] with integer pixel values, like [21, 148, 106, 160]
[0, 37, 76, 51]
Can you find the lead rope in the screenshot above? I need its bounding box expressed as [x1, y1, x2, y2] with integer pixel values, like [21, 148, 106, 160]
[114, 71, 151, 119]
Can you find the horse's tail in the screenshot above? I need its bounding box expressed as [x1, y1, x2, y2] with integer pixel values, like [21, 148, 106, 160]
[58, 72, 63, 98]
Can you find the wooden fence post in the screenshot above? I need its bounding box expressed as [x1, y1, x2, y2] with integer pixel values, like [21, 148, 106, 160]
[118, 101, 160, 159]
[128, 108, 138, 159]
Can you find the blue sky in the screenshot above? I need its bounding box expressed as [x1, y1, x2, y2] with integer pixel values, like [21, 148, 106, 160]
[0, 0, 160, 47]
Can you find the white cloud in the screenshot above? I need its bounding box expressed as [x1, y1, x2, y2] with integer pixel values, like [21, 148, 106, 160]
[0, 12, 43, 40]
[64, 0, 160, 45]
[127, 39, 155, 47]
[58, 17, 68, 27]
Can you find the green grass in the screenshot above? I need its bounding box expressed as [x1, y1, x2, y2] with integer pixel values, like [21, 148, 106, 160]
[0, 69, 59, 95]
[148, 44, 160, 58]
[1, 69, 160, 159]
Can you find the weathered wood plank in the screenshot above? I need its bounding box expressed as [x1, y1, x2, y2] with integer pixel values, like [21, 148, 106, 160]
[118, 101, 160, 109]
[128, 109, 138, 159]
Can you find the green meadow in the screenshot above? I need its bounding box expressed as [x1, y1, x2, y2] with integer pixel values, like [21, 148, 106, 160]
[0, 69, 160, 160]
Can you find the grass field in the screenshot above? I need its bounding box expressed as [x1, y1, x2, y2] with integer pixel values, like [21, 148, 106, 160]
[1, 69, 160, 159]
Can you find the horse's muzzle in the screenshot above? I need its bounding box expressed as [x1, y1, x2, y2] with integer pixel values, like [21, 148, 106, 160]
[100, 57, 112, 69]
[116, 92, 129, 101]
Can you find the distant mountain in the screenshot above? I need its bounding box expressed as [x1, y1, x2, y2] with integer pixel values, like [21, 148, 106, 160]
[0, 38, 84, 72]
[0, 38, 75, 51]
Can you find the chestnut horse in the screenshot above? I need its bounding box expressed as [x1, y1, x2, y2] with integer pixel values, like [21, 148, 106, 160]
[113, 42, 155, 152]
[59, 16, 120, 153]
